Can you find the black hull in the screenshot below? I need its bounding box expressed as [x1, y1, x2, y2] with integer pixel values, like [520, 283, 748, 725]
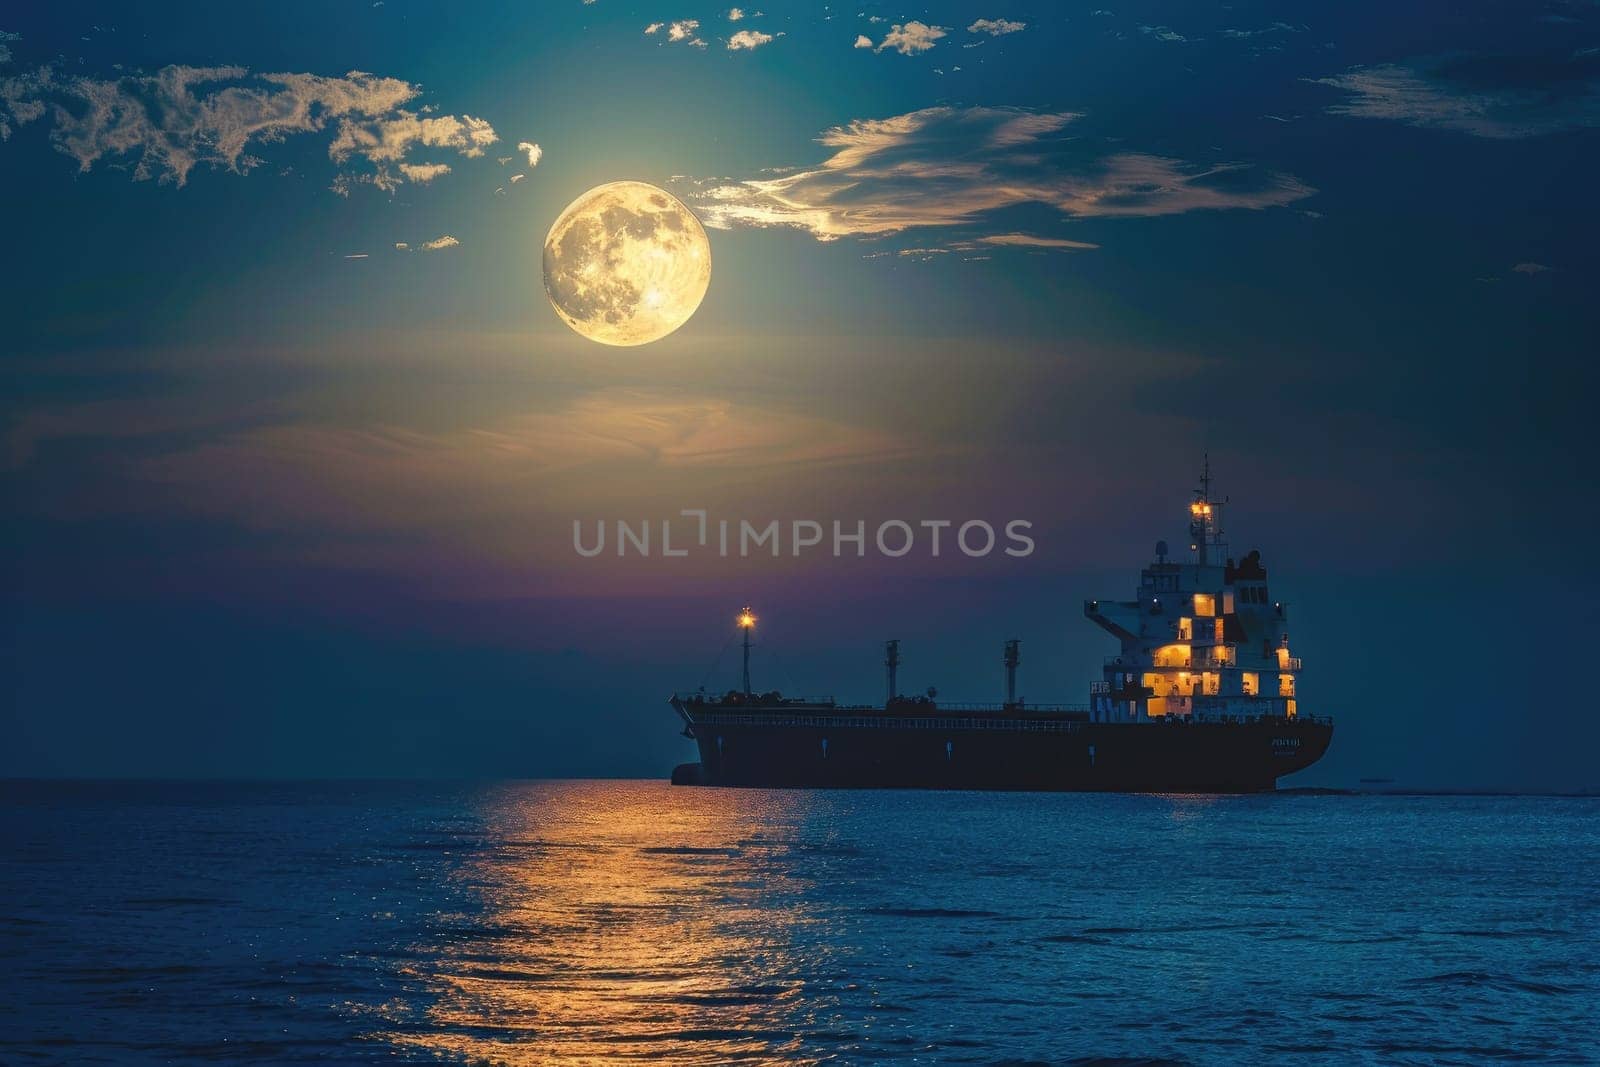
[676, 708, 1331, 793]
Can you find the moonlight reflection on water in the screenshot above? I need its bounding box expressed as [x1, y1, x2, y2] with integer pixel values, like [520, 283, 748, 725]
[2, 782, 1595, 1063]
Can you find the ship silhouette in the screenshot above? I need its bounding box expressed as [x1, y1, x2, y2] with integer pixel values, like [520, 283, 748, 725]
[670, 464, 1332, 792]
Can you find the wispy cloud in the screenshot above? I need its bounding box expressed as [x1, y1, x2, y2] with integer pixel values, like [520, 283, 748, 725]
[973, 233, 1099, 250]
[728, 29, 774, 51]
[853, 35, 873, 49]
[877, 21, 946, 55]
[418, 234, 459, 251]
[1512, 261, 1551, 274]
[968, 18, 1025, 37]
[116, 390, 919, 563]
[397, 161, 451, 183]
[1140, 25, 1186, 43]
[0, 63, 498, 191]
[646, 19, 706, 47]
[517, 140, 542, 167]
[883, 232, 1100, 261]
[1313, 54, 1600, 139]
[1221, 22, 1302, 39]
[686, 106, 1313, 245]
[327, 111, 496, 164]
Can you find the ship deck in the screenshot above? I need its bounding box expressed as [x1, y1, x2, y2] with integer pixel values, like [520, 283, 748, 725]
[672, 694, 1330, 730]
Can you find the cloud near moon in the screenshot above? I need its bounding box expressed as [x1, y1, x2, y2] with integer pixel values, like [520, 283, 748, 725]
[0, 63, 497, 193]
[686, 106, 1314, 247]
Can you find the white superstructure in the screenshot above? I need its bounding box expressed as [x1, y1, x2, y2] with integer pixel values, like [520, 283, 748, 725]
[1084, 462, 1301, 724]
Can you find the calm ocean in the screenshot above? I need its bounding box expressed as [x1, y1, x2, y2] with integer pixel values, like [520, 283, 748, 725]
[2, 781, 1596, 1065]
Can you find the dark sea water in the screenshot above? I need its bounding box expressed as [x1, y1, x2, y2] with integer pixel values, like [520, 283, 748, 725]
[2, 782, 1597, 1066]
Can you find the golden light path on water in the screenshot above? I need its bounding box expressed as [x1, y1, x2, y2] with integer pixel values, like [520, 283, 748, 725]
[383, 782, 837, 1064]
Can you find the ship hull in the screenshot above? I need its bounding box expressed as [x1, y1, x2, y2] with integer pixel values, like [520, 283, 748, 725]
[676, 708, 1331, 793]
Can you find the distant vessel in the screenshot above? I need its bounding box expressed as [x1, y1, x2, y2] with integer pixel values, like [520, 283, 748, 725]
[670, 465, 1332, 792]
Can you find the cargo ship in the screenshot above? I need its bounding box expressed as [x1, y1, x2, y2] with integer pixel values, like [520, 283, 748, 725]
[669, 466, 1332, 792]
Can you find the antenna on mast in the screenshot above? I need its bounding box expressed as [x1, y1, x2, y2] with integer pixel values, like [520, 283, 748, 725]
[737, 606, 757, 695]
[1188, 454, 1226, 567]
[1004, 639, 1020, 706]
[885, 639, 900, 707]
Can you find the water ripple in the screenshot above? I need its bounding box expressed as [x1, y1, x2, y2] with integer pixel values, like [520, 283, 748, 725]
[2, 781, 1598, 1064]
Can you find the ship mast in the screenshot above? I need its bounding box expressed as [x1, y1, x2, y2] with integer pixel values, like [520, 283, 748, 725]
[737, 606, 757, 694]
[885, 639, 900, 706]
[1188, 453, 1226, 567]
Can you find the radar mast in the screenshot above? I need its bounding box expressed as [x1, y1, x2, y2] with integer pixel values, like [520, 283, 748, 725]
[1188, 453, 1227, 566]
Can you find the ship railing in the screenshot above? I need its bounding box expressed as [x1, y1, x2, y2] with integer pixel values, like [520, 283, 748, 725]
[1277, 657, 1303, 671]
[688, 708, 1332, 729]
[1106, 654, 1249, 670]
[927, 702, 1092, 714]
[687, 711, 1089, 733]
[672, 691, 837, 706]
[1109, 654, 1193, 670]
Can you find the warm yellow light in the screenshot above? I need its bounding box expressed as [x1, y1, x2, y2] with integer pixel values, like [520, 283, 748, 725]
[543, 181, 712, 346]
[737, 609, 757, 629]
[1153, 643, 1192, 667]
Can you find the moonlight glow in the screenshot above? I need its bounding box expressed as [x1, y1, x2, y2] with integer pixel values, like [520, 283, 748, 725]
[542, 181, 712, 346]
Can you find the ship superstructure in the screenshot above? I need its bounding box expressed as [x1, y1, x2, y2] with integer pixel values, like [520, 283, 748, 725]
[668, 468, 1332, 793]
[1086, 460, 1302, 725]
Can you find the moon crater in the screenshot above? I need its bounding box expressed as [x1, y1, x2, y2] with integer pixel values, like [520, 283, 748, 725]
[542, 181, 712, 346]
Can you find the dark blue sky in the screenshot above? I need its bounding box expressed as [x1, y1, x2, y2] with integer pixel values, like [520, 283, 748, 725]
[3, 2, 1597, 788]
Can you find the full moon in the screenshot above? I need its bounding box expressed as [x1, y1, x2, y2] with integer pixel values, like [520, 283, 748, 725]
[542, 181, 712, 346]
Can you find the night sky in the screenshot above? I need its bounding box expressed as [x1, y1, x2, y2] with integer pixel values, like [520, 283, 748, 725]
[3, 1, 1597, 789]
